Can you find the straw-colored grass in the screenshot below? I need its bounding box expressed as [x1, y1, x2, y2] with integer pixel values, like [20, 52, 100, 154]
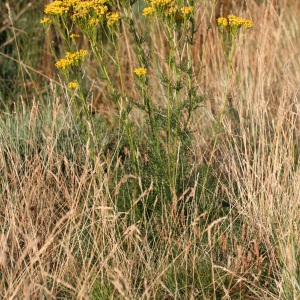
[1, 0, 300, 299]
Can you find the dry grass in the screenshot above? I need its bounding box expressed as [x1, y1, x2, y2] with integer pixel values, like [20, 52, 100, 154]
[1, 0, 300, 299]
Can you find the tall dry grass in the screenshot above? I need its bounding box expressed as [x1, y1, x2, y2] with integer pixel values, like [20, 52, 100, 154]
[194, 0, 300, 298]
[0, 0, 300, 299]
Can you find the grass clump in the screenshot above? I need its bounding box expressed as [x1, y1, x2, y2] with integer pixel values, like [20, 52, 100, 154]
[1, 0, 300, 299]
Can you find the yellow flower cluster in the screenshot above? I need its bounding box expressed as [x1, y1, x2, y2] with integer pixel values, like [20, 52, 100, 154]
[68, 81, 79, 89]
[93, 0, 107, 3]
[243, 19, 254, 29]
[40, 17, 52, 24]
[94, 5, 108, 16]
[228, 15, 253, 28]
[70, 2, 108, 22]
[106, 12, 120, 27]
[148, 0, 174, 8]
[70, 33, 80, 39]
[44, 1, 70, 16]
[66, 50, 88, 61]
[44, 0, 108, 16]
[142, 7, 155, 16]
[143, 0, 194, 21]
[43, 0, 120, 29]
[217, 15, 253, 30]
[134, 68, 147, 76]
[217, 17, 228, 27]
[55, 49, 88, 70]
[165, 5, 178, 15]
[88, 17, 99, 26]
[181, 6, 194, 16]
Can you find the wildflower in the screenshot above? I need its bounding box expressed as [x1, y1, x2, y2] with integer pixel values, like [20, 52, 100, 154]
[217, 17, 228, 28]
[55, 50, 88, 70]
[40, 17, 52, 24]
[217, 15, 253, 31]
[181, 6, 194, 16]
[227, 15, 244, 27]
[70, 33, 80, 39]
[55, 58, 72, 70]
[88, 18, 99, 26]
[66, 49, 88, 62]
[165, 5, 178, 16]
[94, 5, 108, 16]
[72, 11, 88, 21]
[93, 0, 107, 4]
[68, 81, 79, 89]
[134, 68, 147, 76]
[143, 7, 155, 16]
[44, 1, 69, 16]
[149, 0, 174, 8]
[66, 0, 80, 4]
[74, 1, 94, 12]
[106, 12, 120, 27]
[243, 19, 254, 28]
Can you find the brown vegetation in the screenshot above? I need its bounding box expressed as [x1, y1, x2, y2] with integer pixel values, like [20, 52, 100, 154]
[0, 0, 300, 298]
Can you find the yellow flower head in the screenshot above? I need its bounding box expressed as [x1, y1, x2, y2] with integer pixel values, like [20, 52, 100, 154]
[150, 0, 174, 8]
[88, 17, 99, 26]
[74, 1, 94, 12]
[217, 17, 228, 28]
[65, 0, 80, 5]
[217, 15, 253, 31]
[70, 33, 80, 39]
[44, 1, 69, 16]
[243, 19, 254, 28]
[93, 0, 107, 3]
[181, 6, 194, 16]
[143, 7, 155, 16]
[40, 17, 53, 24]
[66, 49, 88, 61]
[55, 50, 88, 70]
[148, 0, 175, 14]
[71, 1, 108, 23]
[106, 12, 120, 27]
[227, 15, 244, 27]
[94, 5, 108, 16]
[68, 81, 79, 89]
[165, 5, 178, 16]
[134, 68, 147, 76]
[55, 58, 72, 70]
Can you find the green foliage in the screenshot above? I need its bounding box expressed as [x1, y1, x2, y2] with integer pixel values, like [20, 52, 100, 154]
[0, 1, 46, 103]
[3, 0, 300, 299]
